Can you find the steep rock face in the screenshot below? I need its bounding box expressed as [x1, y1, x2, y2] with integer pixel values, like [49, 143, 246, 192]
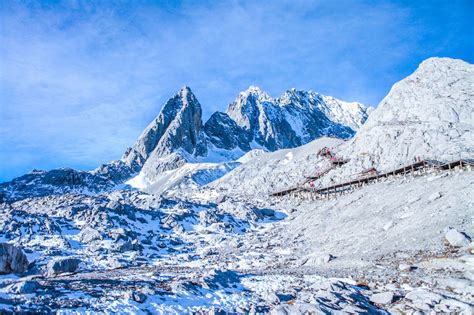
[204, 112, 251, 152]
[123, 86, 207, 171]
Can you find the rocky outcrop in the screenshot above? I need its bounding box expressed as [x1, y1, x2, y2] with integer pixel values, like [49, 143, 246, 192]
[7, 280, 40, 294]
[0, 167, 122, 202]
[445, 228, 471, 247]
[0, 243, 29, 274]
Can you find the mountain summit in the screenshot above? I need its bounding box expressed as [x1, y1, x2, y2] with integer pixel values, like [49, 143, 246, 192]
[123, 86, 207, 172]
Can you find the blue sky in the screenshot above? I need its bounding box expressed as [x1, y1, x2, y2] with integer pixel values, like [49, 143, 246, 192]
[0, 0, 473, 182]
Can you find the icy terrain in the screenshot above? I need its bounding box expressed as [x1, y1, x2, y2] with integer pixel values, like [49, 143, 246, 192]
[0, 57, 473, 313]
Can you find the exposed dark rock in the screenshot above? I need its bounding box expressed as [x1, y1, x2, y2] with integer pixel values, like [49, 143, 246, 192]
[7, 280, 40, 294]
[47, 257, 82, 276]
[0, 243, 29, 274]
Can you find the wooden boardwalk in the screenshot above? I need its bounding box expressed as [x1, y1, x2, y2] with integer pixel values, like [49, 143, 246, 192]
[270, 158, 474, 198]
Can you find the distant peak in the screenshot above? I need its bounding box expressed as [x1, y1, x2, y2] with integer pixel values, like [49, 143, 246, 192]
[179, 85, 192, 96]
[240, 86, 271, 101]
[246, 85, 263, 92]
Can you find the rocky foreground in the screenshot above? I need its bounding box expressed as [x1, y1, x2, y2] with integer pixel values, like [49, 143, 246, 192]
[0, 168, 473, 313]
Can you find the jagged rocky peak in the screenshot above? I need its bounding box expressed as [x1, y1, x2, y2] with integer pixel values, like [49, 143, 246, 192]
[221, 86, 369, 151]
[122, 86, 207, 171]
[227, 86, 271, 130]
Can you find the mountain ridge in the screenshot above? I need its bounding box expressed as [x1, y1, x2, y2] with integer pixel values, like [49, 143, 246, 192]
[0, 83, 371, 201]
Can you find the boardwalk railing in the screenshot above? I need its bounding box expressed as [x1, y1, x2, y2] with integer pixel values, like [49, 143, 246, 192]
[270, 158, 474, 199]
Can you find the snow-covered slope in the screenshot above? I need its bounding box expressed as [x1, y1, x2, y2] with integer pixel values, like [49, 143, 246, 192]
[209, 137, 345, 196]
[129, 161, 240, 196]
[342, 57, 473, 169]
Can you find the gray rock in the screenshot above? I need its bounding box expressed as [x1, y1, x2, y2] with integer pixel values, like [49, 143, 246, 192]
[303, 254, 334, 266]
[204, 111, 251, 151]
[262, 291, 280, 304]
[399, 263, 413, 271]
[405, 289, 442, 304]
[124, 291, 147, 303]
[114, 240, 142, 253]
[202, 269, 241, 290]
[370, 292, 394, 305]
[7, 280, 40, 294]
[226, 86, 365, 151]
[199, 211, 220, 227]
[47, 257, 81, 276]
[445, 228, 471, 247]
[0, 167, 125, 202]
[0, 243, 29, 274]
[254, 208, 276, 218]
[78, 227, 102, 243]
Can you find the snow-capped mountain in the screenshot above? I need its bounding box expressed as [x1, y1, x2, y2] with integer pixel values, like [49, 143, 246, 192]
[122, 86, 208, 172]
[207, 86, 369, 152]
[126, 86, 370, 191]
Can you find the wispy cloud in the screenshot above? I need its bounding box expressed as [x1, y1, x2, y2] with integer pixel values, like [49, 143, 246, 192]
[1, 0, 473, 181]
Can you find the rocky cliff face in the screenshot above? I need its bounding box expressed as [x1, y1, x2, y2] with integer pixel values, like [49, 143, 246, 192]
[122, 86, 207, 171]
[223, 86, 368, 151]
[204, 112, 252, 152]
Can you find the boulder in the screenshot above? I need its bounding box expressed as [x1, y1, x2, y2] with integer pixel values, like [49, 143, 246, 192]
[399, 263, 413, 272]
[445, 229, 471, 247]
[303, 254, 334, 266]
[78, 227, 102, 243]
[124, 290, 147, 303]
[370, 292, 394, 305]
[0, 243, 29, 274]
[405, 289, 442, 304]
[254, 208, 276, 219]
[47, 257, 81, 276]
[7, 280, 40, 294]
[114, 240, 142, 253]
